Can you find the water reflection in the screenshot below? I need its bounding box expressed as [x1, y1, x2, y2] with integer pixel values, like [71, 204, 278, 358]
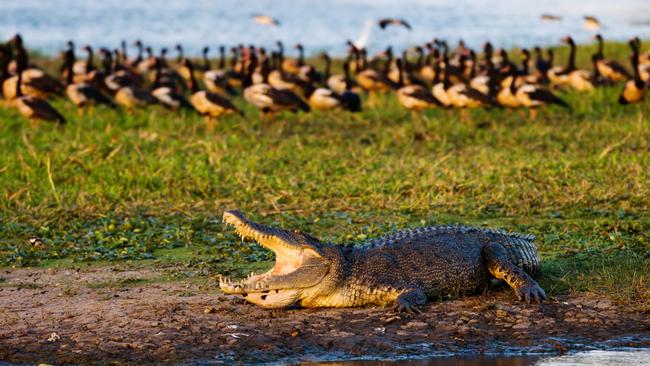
[305, 355, 540, 366]
[303, 350, 650, 366]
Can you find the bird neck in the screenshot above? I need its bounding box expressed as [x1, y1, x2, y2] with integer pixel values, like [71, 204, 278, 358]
[297, 46, 304, 67]
[86, 48, 95, 71]
[66, 55, 74, 86]
[566, 41, 576, 71]
[343, 63, 352, 91]
[187, 63, 198, 93]
[135, 43, 143, 63]
[521, 55, 529, 75]
[592, 55, 601, 77]
[152, 60, 162, 89]
[203, 51, 211, 70]
[0, 47, 8, 82]
[219, 48, 225, 69]
[16, 66, 23, 97]
[631, 49, 642, 85]
[596, 37, 604, 58]
[323, 56, 330, 80]
[442, 54, 451, 86]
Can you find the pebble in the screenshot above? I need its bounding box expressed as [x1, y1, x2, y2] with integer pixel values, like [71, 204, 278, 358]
[595, 301, 612, 310]
[203, 306, 217, 314]
[328, 331, 355, 337]
[512, 322, 530, 329]
[401, 321, 429, 331]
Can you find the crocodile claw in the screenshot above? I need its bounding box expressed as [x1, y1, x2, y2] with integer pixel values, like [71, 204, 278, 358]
[393, 300, 422, 315]
[515, 283, 547, 303]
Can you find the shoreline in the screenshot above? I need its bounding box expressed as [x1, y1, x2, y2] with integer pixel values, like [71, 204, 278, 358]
[1, 265, 648, 365]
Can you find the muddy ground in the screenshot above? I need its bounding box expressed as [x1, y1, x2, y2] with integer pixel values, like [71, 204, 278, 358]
[0, 265, 648, 365]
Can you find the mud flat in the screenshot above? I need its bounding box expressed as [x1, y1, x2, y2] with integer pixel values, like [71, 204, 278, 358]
[0, 266, 648, 365]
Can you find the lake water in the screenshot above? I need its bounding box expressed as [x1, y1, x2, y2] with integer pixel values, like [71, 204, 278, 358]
[305, 349, 650, 366]
[0, 0, 649, 57]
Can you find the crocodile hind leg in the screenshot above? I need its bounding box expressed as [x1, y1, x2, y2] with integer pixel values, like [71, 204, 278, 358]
[392, 288, 427, 314]
[483, 242, 547, 303]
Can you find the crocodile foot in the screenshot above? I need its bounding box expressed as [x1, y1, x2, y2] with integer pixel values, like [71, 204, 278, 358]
[392, 298, 422, 315]
[515, 283, 547, 303]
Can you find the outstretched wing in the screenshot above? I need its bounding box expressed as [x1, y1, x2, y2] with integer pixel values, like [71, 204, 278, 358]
[378, 18, 411, 30]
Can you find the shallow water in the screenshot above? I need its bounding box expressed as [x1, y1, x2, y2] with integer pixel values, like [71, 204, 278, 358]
[1, 0, 649, 56]
[305, 349, 650, 366]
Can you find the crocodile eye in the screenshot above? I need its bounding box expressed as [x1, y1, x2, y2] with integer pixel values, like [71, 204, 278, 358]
[261, 295, 267, 300]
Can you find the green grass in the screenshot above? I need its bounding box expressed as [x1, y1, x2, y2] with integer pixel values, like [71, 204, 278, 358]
[0, 41, 648, 305]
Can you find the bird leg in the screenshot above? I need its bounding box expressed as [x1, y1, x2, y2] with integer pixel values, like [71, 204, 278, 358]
[204, 116, 216, 133]
[77, 108, 84, 118]
[368, 92, 376, 108]
[529, 108, 538, 120]
[411, 110, 425, 131]
[460, 108, 469, 122]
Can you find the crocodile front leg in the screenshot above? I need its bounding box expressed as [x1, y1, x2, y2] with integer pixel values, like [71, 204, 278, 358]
[483, 242, 547, 303]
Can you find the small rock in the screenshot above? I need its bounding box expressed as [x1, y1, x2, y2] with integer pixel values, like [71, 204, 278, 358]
[290, 329, 301, 337]
[512, 322, 530, 329]
[330, 331, 355, 337]
[401, 321, 429, 331]
[382, 315, 401, 325]
[495, 309, 508, 318]
[47, 332, 60, 342]
[473, 303, 494, 312]
[595, 301, 612, 310]
[204, 306, 217, 314]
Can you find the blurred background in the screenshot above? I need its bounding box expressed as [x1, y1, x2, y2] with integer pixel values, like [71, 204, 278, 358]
[1, 0, 649, 56]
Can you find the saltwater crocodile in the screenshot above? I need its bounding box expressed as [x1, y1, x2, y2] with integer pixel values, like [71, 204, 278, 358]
[219, 210, 547, 313]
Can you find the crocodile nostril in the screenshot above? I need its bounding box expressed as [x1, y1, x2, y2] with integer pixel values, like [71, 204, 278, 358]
[261, 295, 267, 300]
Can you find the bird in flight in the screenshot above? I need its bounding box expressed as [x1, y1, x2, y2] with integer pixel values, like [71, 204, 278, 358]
[583, 15, 601, 30]
[540, 14, 562, 21]
[378, 18, 412, 30]
[252, 14, 280, 26]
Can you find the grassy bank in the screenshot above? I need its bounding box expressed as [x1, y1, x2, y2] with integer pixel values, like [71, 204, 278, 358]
[0, 41, 648, 306]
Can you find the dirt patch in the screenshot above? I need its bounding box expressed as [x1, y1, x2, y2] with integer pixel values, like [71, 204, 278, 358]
[0, 266, 648, 365]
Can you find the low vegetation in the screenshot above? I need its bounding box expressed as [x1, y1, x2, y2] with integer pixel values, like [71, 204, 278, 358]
[0, 41, 648, 306]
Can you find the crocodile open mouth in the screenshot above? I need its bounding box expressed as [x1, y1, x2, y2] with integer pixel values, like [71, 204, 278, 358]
[219, 210, 329, 308]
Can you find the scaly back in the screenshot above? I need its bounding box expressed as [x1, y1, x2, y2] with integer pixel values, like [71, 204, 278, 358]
[357, 225, 540, 275]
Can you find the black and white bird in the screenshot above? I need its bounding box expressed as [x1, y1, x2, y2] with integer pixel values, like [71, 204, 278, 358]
[378, 18, 412, 30]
